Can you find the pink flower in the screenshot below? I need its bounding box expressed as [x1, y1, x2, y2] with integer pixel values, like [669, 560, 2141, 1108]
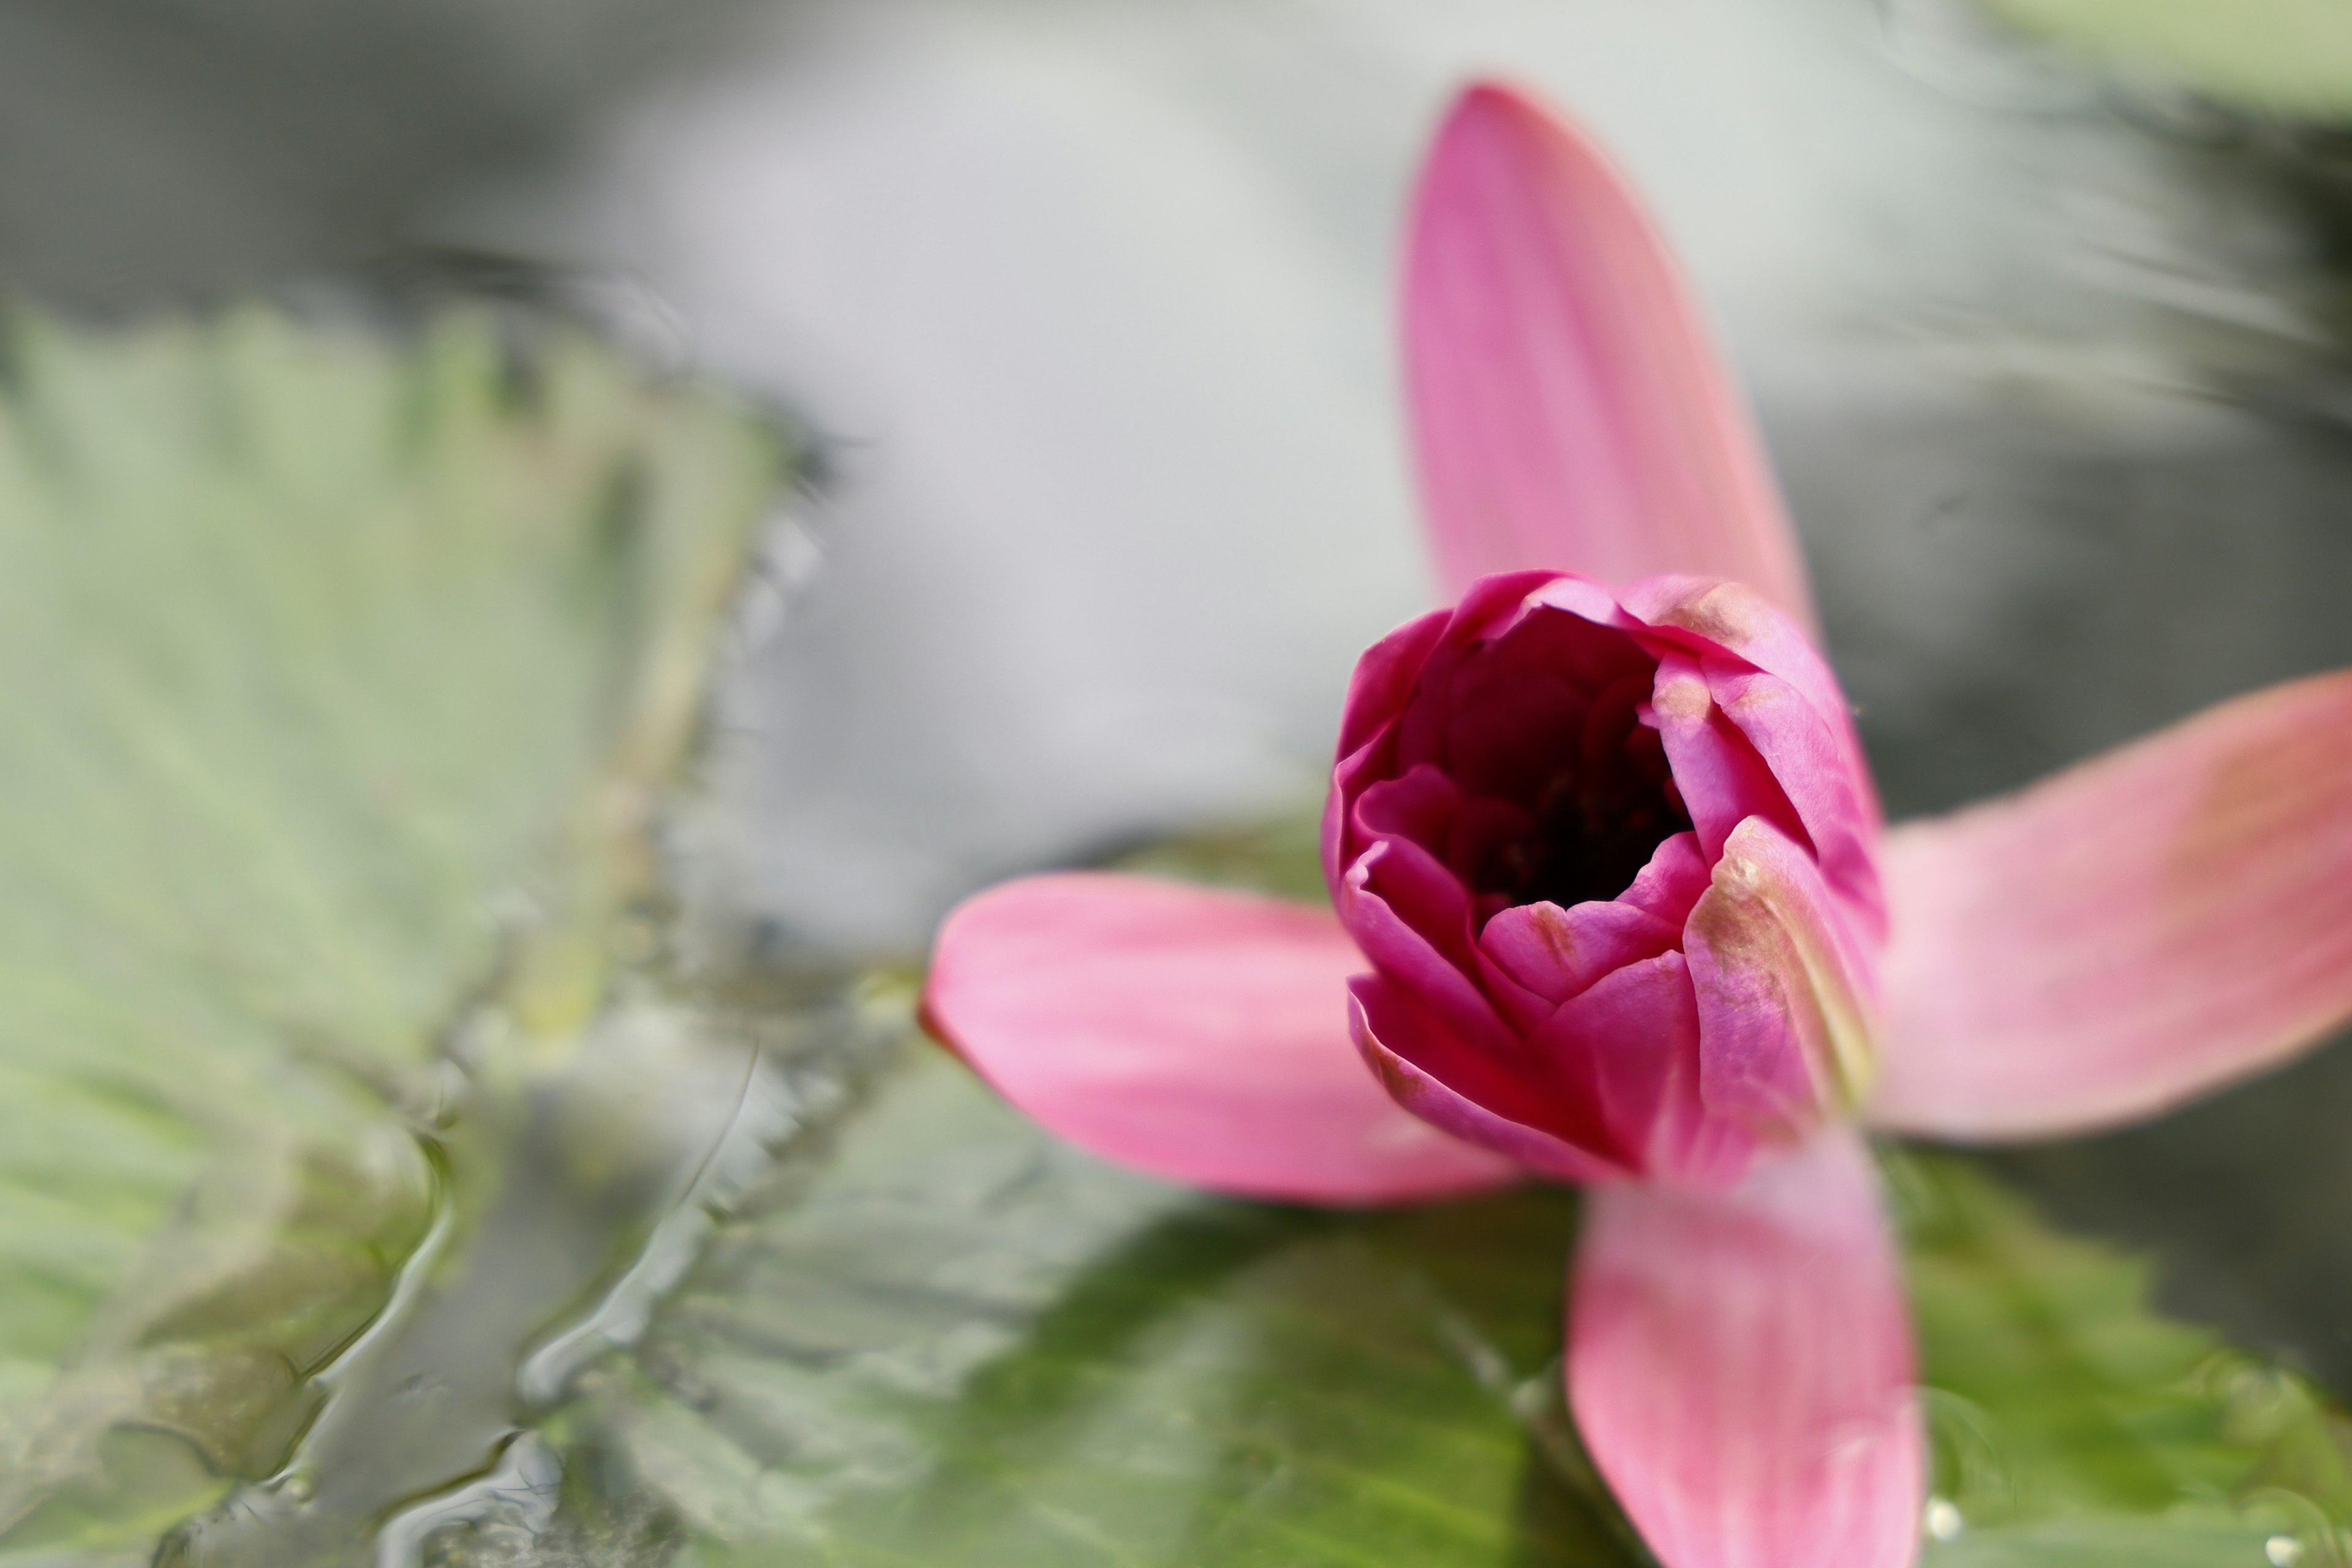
[1330, 569, 1882, 1193]
[920, 80, 2352, 1568]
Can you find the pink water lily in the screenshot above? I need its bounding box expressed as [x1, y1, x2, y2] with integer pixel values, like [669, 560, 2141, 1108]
[921, 80, 2352, 1568]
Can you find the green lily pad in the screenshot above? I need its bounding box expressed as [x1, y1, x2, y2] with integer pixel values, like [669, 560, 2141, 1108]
[565, 1039, 1630, 1568]
[538, 1027, 2352, 1567]
[1989, 0, 2352, 119]
[0, 309, 782, 1557]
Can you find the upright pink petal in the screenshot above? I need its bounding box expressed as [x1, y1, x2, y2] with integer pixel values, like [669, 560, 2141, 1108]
[1404, 84, 1816, 631]
[924, 873, 1521, 1204]
[1569, 1129, 1923, 1568]
[1871, 671, 2352, 1139]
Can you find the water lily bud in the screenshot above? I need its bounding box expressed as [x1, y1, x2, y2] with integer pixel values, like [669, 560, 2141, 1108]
[1326, 569, 1885, 1186]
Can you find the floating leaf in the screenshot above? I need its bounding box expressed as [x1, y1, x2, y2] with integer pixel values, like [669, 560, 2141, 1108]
[0, 311, 781, 1558]
[543, 1023, 2352, 1567]
[569, 1041, 1634, 1568]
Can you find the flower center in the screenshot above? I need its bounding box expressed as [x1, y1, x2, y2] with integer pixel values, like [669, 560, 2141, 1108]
[1374, 605, 1698, 922]
[1489, 740, 1689, 910]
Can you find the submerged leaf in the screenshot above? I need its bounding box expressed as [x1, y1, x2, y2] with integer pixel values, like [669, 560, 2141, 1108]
[0, 311, 781, 1557]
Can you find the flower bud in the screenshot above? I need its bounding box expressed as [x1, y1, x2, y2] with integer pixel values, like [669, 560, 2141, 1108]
[1326, 571, 1885, 1186]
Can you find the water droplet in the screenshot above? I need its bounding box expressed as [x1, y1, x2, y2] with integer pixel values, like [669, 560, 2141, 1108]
[2266, 1536, 2304, 1567]
[1924, 1497, 1964, 1542]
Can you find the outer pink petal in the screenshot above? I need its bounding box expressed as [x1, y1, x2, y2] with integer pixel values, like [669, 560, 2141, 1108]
[1569, 1128, 1923, 1568]
[1404, 84, 1816, 630]
[1870, 671, 2352, 1139]
[924, 873, 1521, 1204]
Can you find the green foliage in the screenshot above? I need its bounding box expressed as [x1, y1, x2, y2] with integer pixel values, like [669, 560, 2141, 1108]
[1992, 0, 2352, 119]
[548, 1036, 2352, 1567]
[1897, 1153, 2352, 1563]
[571, 1043, 1634, 1568]
[0, 311, 780, 1556]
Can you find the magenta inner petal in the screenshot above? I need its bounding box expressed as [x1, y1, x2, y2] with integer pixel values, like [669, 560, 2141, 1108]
[1371, 604, 1695, 926]
[1337, 606, 1453, 760]
[1355, 764, 1471, 854]
[1341, 849, 1520, 1057]
[1538, 951, 1713, 1175]
[1349, 973, 1624, 1179]
[1481, 898, 1680, 1006]
[1705, 661, 1887, 935]
[1621, 830, 1711, 929]
[1649, 653, 1809, 864]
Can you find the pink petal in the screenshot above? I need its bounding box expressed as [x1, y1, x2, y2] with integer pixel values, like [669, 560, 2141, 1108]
[1569, 1128, 1923, 1568]
[1341, 841, 1526, 1054]
[1615, 574, 1890, 932]
[1537, 951, 1754, 1185]
[1624, 829, 1714, 927]
[1404, 84, 1816, 630]
[1348, 973, 1623, 1183]
[924, 873, 1520, 1204]
[1480, 897, 1679, 1006]
[1648, 655, 1806, 863]
[1684, 817, 1879, 1140]
[1336, 606, 1452, 761]
[1870, 671, 2352, 1139]
[1704, 662, 1885, 934]
[1345, 829, 1558, 1038]
[1353, 763, 1473, 859]
[1326, 579, 1557, 892]
[1615, 575, 1849, 739]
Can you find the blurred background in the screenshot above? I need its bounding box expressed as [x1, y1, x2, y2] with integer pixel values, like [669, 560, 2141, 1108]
[17, 0, 2352, 1393]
